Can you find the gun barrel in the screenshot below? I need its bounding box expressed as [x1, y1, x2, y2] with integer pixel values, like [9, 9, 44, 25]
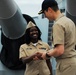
[0, 0, 27, 39]
[66, 0, 76, 24]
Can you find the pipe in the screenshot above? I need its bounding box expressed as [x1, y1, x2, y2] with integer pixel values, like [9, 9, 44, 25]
[0, 0, 27, 39]
[66, 0, 76, 24]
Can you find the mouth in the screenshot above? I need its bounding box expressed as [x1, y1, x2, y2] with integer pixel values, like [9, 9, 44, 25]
[33, 34, 37, 37]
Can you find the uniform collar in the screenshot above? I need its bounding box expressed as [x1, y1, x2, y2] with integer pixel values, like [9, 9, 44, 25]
[55, 13, 64, 22]
[29, 40, 42, 46]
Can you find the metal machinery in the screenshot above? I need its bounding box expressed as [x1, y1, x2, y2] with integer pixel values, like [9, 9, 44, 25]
[66, 0, 76, 49]
[0, 0, 35, 70]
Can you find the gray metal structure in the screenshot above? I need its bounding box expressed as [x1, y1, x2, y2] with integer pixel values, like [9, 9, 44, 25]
[0, 0, 27, 39]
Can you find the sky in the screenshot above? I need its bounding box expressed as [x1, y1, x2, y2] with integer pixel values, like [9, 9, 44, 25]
[14, 0, 44, 17]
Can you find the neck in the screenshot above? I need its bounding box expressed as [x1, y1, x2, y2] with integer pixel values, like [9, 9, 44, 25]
[55, 10, 62, 20]
[31, 39, 38, 43]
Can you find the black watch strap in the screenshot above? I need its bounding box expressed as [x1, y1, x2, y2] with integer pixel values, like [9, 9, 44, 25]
[46, 53, 50, 59]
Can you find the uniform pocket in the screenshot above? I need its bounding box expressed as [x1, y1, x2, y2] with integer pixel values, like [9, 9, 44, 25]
[59, 60, 71, 72]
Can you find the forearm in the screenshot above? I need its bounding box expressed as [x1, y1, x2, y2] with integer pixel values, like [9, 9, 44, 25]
[47, 45, 64, 57]
[21, 55, 34, 64]
[21, 52, 42, 64]
[47, 49, 59, 57]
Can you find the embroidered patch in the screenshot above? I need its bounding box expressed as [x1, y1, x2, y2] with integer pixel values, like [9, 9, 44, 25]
[26, 48, 32, 50]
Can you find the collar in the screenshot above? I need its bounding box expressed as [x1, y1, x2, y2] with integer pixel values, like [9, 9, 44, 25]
[55, 13, 64, 22]
[29, 40, 43, 46]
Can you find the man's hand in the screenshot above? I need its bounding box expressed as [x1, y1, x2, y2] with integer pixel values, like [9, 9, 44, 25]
[36, 52, 43, 60]
[36, 52, 47, 59]
[33, 52, 43, 60]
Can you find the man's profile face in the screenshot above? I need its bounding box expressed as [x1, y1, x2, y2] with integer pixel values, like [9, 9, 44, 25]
[44, 8, 54, 21]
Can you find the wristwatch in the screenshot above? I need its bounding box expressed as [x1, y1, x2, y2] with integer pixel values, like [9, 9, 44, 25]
[46, 52, 50, 59]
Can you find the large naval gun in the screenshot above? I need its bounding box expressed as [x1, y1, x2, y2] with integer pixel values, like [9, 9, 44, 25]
[0, 0, 35, 70]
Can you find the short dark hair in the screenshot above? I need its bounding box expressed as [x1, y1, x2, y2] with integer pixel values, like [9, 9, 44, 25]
[38, 0, 59, 14]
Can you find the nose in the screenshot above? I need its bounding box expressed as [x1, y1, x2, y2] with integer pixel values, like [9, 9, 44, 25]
[33, 30, 37, 33]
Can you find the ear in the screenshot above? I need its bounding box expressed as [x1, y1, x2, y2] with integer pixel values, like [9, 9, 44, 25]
[48, 7, 53, 13]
